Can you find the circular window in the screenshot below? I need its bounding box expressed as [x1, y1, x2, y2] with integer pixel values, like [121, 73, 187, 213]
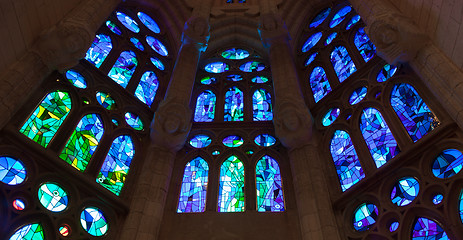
[390, 177, 419, 206]
[38, 182, 69, 212]
[353, 203, 379, 231]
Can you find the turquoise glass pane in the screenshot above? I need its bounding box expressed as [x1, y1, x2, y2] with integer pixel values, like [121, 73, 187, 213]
[256, 155, 284, 212]
[205, 62, 229, 73]
[310, 67, 331, 102]
[108, 51, 138, 88]
[346, 15, 361, 30]
[85, 34, 112, 68]
[301, 32, 322, 52]
[224, 86, 244, 121]
[460, 190, 463, 223]
[80, 207, 108, 236]
[9, 223, 44, 240]
[412, 218, 449, 239]
[239, 61, 265, 72]
[251, 76, 269, 83]
[223, 135, 244, 147]
[106, 20, 122, 35]
[96, 92, 116, 110]
[310, 8, 331, 28]
[130, 37, 144, 51]
[137, 12, 160, 33]
[222, 48, 249, 59]
[150, 57, 165, 70]
[354, 27, 376, 62]
[391, 83, 439, 142]
[218, 155, 245, 212]
[377, 64, 398, 82]
[38, 182, 68, 212]
[20, 91, 72, 147]
[304, 53, 318, 66]
[146, 36, 168, 56]
[349, 86, 367, 105]
[194, 90, 216, 122]
[226, 74, 243, 81]
[97, 135, 134, 195]
[325, 32, 337, 45]
[116, 11, 139, 33]
[432, 149, 463, 178]
[135, 71, 159, 106]
[322, 108, 340, 126]
[189, 135, 212, 148]
[353, 203, 379, 231]
[330, 130, 365, 191]
[66, 70, 87, 89]
[125, 112, 143, 130]
[330, 6, 352, 28]
[254, 134, 276, 147]
[212, 150, 220, 155]
[360, 108, 400, 168]
[59, 114, 104, 172]
[390, 177, 419, 206]
[200, 76, 216, 85]
[177, 157, 209, 213]
[331, 46, 357, 82]
[0, 156, 26, 185]
[253, 89, 273, 121]
[112, 119, 119, 126]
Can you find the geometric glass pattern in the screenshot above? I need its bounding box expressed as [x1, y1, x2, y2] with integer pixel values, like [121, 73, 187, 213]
[135, 71, 159, 106]
[59, 225, 70, 237]
[223, 135, 244, 147]
[353, 203, 379, 231]
[224, 86, 244, 121]
[130, 37, 144, 51]
[301, 32, 322, 53]
[256, 155, 284, 212]
[8, 223, 45, 240]
[377, 64, 398, 82]
[331, 46, 357, 82]
[146, 36, 169, 56]
[411, 217, 448, 240]
[310, 66, 332, 102]
[322, 108, 340, 126]
[330, 6, 352, 28]
[85, 34, 112, 68]
[116, 11, 139, 33]
[346, 15, 361, 30]
[124, 112, 143, 130]
[310, 8, 331, 28]
[38, 182, 69, 212]
[239, 61, 266, 72]
[254, 134, 276, 147]
[390, 177, 419, 207]
[150, 57, 165, 71]
[97, 135, 134, 196]
[431, 149, 463, 179]
[0, 156, 27, 186]
[96, 92, 117, 110]
[194, 90, 216, 122]
[330, 130, 365, 191]
[20, 91, 72, 147]
[360, 108, 400, 168]
[106, 20, 122, 35]
[59, 114, 104, 172]
[222, 48, 249, 60]
[177, 157, 209, 213]
[349, 86, 367, 105]
[205, 62, 229, 73]
[354, 27, 376, 62]
[189, 135, 212, 148]
[65, 70, 87, 89]
[108, 51, 138, 88]
[80, 207, 108, 237]
[218, 155, 245, 212]
[253, 89, 273, 121]
[390, 83, 439, 142]
[137, 12, 161, 34]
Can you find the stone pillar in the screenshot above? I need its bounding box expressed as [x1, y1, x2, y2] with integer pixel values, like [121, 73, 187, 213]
[0, 0, 121, 130]
[120, 16, 210, 240]
[349, 0, 463, 130]
[259, 13, 342, 240]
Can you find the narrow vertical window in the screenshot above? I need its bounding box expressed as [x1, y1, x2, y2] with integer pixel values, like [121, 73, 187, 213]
[331, 46, 357, 82]
[224, 86, 244, 121]
[97, 135, 134, 195]
[330, 130, 365, 191]
[253, 89, 273, 121]
[108, 51, 138, 88]
[20, 91, 72, 147]
[59, 114, 104, 172]
[390, 83, 439, 142]
[177, 157, 209, 213]
[194, 90, 216, 122]
[360, 108, 400, 168]
[354, 27, 376, 62]
[218, 155, 245, 212]
[256, 155, 284, 212]
[310, 67, 332, 102]
[85, 34, 113, 68]
[135, 71, 159, 106]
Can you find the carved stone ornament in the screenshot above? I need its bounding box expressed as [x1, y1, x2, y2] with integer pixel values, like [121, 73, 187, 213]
[366, 13, 430, 65]
[182, 16, 211, 52]
[151, 99, 192, 152]
[273, 101, 313, 149]
[258, 13, 290, 48]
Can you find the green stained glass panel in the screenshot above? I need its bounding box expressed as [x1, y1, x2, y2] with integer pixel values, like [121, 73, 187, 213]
[218, 155, 245, 212]
[96, 92, 116, 110]
[9, 223, 45, 240]
[38, 182, 68, 212]
[256, 155, 284, 212]
[80, 207, 108, 236]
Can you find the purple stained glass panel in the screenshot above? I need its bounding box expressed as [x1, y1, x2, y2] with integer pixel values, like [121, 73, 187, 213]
[256, 155, 284, 212]
[412, 218, 448, 239]
[85, 34, 112, 68]
[310, 67, 332, 102]
[331, 46, 357, 82]
[354, 27, 376, 62]
[108, 51, 138, 88]
[177, 157, 209, 213]
[194, 90, 216, 122]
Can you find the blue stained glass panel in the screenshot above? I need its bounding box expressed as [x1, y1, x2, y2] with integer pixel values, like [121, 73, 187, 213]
[377, 64, 398, 82]
[204, 62, 229, 73]
[256, 155, 284, 212]
[0, 156, 26, 185]
[331, 46, 357, 82]
[390, 177, 419, 206]
[38, 182, 68, 212]
[353, 203, 379, 231]
[360, 108, 400, 168]
[325, 32, 337, 45]
[346, 15, 361, 30]
[239, 61, 266, 72]
[177, 157, 209, 212]
[460, 190, 463, 223]
[432, 149, 463, 178]
[194, 90, 216, 122]
[224, 86, 244, 121]
[146, 36, 169, 56]
[66, 70, 87, 89]
[251, 76, 269, 83]
[349, 86, 367, 105]
[150, 57, 165, 71]
[304, 53, 318, 66]
[116, 11, 139, 33]
[130, 37, 144, 51]
[390, 222, 399, 232]
[254, 134, 276, 147]
[222, 48, 249, 60]
[354, 27, 376, 62]
[137, 12, 161, 33]
[310, 67, 332, 102]
[85, 34, 112, 68]
[322, 108, 340, 126]
[106, 21, 122, 35]
[96, 92, 116, 110]
[135, 71, 159, 106]
[223, 135, 244, 147]
[412, 218, 449, 240]
[200, 76, 216, 85]
[218, 155, 245, 212]
[432, 194, 443, 205]
[310, 8, 331, 28]
[330, 130, 365, 191]
[302, 32, 322, 52]
[9, 223, 45, 240]
[391, 83, 439, 142]
[80, 207, 108, 236]
[226, 75, 243, 82]
[125, 112, 143, 130]
[330, 6, 352, 28]
[253, 89, 273, 121]
[108, 51, 138, 88]
[189, 135, 212, 148]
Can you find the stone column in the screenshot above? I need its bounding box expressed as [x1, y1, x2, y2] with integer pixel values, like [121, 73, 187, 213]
[120, 16, 210, 240]
[259, 13, 342, 240]
[0, 0, 121, 130]
[349, 0, 463, 130]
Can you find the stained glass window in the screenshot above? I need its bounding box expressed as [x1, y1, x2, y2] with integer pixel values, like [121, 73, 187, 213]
[108, 51, 138, 88]
[106, 20, 122, 35]
[431, 149, 463, 178]
[253, 89, 273, 121]
[80, 207, 108, 237]
[310, 67, 332, 102]
[460, 190, 463, 223]
[389, 222, 399, 232]
[227, 74, 243, 82]
[218, 155, 245, 212]
[130, 37, 144, 51]
[346, 15, 360, 30]
[194, 90, 216, 122]
[391, 83, 439, 142]
[353, 203, 379, 231]
[322, 108, 340, 126]
[38, 182, 69, 212]
[0, 156, 27, 185]
[304, 53, 318, 66]
[150, 57, 165, 71]
[205, 62, 229, 73]
[224, 86, 244, 121]
[390, 177, 419, 206]
[59, 225, 70, 237]
[189, 135, 212, 148]
[85, 34, 112, 68]
[200, 76, 216, 85]
[254, 134, 276, 147]
[325, 32, 337, 45]
[222, 48, 249, 60]
[331, 46, 357, 82]
[116, 11, 140, 33]
[301, 32, 322, 52]
[9, 223, 45, 240]
[360, 108, 400, 168]
[125, 112, 143, 130]
[13, 198, 26, 211]
[137, 12, 161, 34]
[310, 8, 331, 28]
[146, 36, 169, 56]
[96, 92, 117, 110]
[59, 114, 104, 172]
[135, 71, 159, 106]
[377, 64, 398, 82]
[354, 27, 376, 62]
[256, 155, 284, 212]
[330, 130, 365, 191]
[223, 135, 244, 147]
[97, 135, 134, 195]
[349, 86, 367, 105]
[177, 157, 209, 213]
[66, 70, 87, 89]
[411, 218, 448, 239]
[239, 61, 265, 72]
[330, 6, 352, 28]
[20, 91, 72, 147]
[432, 194, 443, 205]
[251, 76, 269, 83]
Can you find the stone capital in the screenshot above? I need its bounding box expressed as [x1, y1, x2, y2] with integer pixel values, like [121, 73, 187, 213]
[258, 13, 290, 48]
[182, 16, 210, 52]
[273, 100, 313, 149]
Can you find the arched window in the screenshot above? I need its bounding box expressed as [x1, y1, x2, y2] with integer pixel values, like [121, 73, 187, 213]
[331, 45, 357, 82]
[256, 155, 284, 212]
[411, 218, 448, 239]
[177, 156, 209, 213]
[354, 27, 376, 62]
[135, 71, 159, 106]
[108, 51, 138, 88]
[224, 86, 244, 121]
[218, 155, 245, 212]
[194, 90, 216, 122]
[309, 66, 332, 102]
[85, 34, 113, 68]
[252, 88, 273, 121]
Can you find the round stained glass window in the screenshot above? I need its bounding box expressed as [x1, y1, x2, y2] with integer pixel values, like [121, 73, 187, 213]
[12, 199, 26, 211]
[80, 207, 108, 237]
[222, 48, 249, 60]
[146, 36, 168, 56]
[223, 135, 244, 147]
[389, 221, 399, 232]
[377, 64, 398, 82]
[353, 203, 379, 231]
[226, 75, 243, 81]
[200, 76, 216, 84]
[0, 156, 27, 185]
[150, 57, 165, 71]
[239, 61, 265, 72]
[330, 6, 352, 28]
[304, 53, 318, 66]
[349, 86, 367, 105]
[66, 70, 87, 89]
[59, 224, 71, 237]
[137, 12, 160, 33]
[96, 92, 116, 110]
[432, 194, 443, 205]
[254, 134, 276, 147]
[116, 12, 139, 33]
[309, 8, 331, 28]
[251, 76, 269, 83]
[106, 20, 122, 35]
[204, 62, 229, 73]
[125, 112, 144, 130]
[322, 108, 340, 126]
[189, 135, 212, 148]
[390, 177, 419, 206]
[432, 149, 463, 178]
[301, 32, 322, 52]
[38, 182, 69, 212]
